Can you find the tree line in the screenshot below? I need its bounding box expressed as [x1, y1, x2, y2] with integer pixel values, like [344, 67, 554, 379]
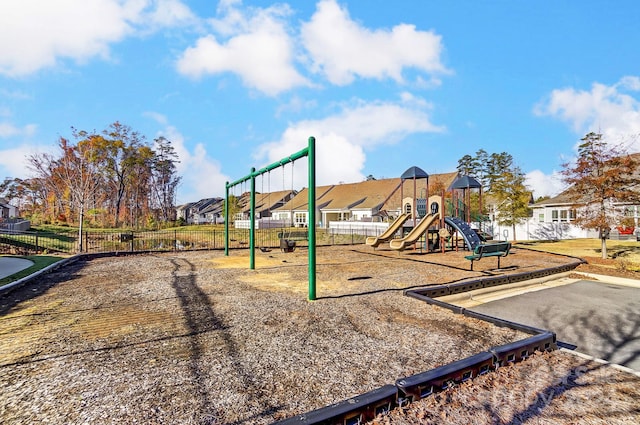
[2, 122, 181, 234]
[456, 149, 531, 239]
[2, 123, 637, 254]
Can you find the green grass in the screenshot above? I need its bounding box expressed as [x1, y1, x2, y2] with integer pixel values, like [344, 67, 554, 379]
[0, 255, 66, 286]
[518, 238, 640, 271]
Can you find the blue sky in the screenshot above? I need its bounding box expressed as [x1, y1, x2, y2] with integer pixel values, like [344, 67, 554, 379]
[1, 0, 639, 204]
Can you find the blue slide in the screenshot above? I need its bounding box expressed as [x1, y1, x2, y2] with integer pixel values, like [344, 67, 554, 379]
[444, 217, 482, 251]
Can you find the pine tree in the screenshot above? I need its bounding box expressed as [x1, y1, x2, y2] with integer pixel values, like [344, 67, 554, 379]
[491, 166, 531, 240]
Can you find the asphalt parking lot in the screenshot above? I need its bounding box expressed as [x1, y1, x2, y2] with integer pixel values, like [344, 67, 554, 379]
[468, 279, 640, 371]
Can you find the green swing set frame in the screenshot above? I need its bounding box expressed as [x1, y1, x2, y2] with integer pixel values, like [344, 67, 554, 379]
[224, 136, 317, 300]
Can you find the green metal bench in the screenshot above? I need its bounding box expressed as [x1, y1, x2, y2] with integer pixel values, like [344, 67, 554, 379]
[464, 241, 511, 271]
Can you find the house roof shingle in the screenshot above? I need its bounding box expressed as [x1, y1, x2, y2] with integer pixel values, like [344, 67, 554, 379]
[273, 172, 459, 214]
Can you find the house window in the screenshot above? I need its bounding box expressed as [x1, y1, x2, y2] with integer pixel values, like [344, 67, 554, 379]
[551, 210, 558, 222]
[538, 213, 544, 223]
[560, 210, 568, 222]
[569, 209, 576, 220]
[405, 203, 411, 215]
[294, 212, 306, 227]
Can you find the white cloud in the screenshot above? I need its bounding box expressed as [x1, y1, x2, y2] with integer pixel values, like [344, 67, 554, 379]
[143, 111, 169, 126]
[533, 76, 640, 199]
[0, 114, 47, 179]
[0, 145, 39, 179]
[535, 76, 640, 150]
[147, 114, 229, 202]
[0, 122, 37, 139]
[525, 169, 565, 199]
[144, 0, 197, 29]
[0, 125, 51, 180]
[311, 99, 444, 146]
[254, 97, 444, 189]
[0, 0, 196, 77]
[275, 95, 318, 117]
[0, 89, 32, 101]
[255, 126, 366, 190]
[619, 76, 640, 91]
[176, 2, 309, 96]
[301, 0, 448, 86]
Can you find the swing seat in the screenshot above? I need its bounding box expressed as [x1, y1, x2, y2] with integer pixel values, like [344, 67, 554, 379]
[280, 238, 296, 253]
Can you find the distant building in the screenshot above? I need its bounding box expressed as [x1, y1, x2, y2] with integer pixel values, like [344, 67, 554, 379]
[176, 198, 223, 224]
[0, 199, 18, 220]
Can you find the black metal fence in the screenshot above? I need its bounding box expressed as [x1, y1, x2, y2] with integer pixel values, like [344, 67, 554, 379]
[0, 227, 376, 255]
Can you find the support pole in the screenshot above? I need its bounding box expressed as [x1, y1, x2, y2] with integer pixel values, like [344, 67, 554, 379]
[250, 167, 256, 269]
[413, 176, 417, 226]
[308, 136, 316, 301]
[224, 181, 229, 256]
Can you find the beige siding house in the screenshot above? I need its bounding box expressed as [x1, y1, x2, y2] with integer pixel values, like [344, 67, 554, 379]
[272, 172, 458, 229]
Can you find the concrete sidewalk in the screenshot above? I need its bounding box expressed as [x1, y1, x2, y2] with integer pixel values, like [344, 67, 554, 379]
[0, 257, 34, 279]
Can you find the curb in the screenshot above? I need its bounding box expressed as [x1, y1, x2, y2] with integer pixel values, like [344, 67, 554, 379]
[0, 255, 81, 296]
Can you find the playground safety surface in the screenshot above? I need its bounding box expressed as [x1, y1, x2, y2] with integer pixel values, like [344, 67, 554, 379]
[0, 245, 638, 424]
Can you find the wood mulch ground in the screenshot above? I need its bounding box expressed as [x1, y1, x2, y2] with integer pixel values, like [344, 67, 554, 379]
[0, 244, 638, 424]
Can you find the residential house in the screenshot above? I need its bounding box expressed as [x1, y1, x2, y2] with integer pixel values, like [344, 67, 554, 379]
[523, 191, 640, 241]
[0, 199, 18, 220]
[0, 200, 29, 231]
[493, 152, 640, 241]
[175, 203, 193, 222]
[200, 199, 225, 224]
[233, 190, 297, 228]
[244, 190, 297, 219]
[176, 198, 224, 224]
[271, 171, 458, 230]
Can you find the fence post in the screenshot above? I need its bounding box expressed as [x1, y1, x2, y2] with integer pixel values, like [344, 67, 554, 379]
[84, 231, 88, 253]
[130, 231, 134, 252]
[35, 231, 39, 253]
[174, 229, 177, 251]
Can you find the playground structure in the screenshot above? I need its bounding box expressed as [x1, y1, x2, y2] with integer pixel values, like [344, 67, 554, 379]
[389, 211, 439, 251]
[364, 213, 409, 247]
[366, 166, 488, 252]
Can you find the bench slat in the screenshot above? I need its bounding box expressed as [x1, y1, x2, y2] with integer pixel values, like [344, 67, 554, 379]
[465, 242, 511, 270]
